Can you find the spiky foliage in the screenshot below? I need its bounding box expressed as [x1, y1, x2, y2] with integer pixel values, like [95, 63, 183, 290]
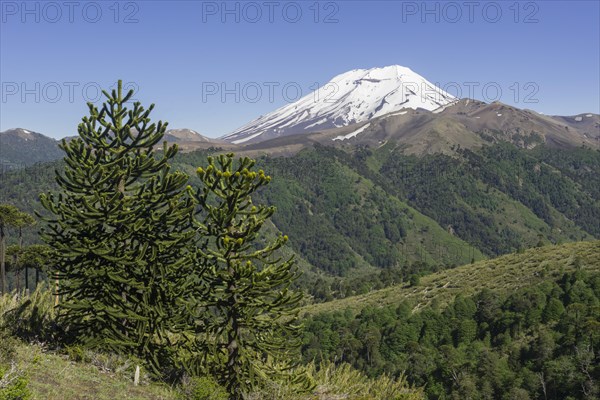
[39, 81, 195, 375]
[0, 284, 57, 342]
[189, 154, 309, 398]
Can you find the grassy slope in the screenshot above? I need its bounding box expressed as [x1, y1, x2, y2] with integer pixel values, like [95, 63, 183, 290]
[14, 344, 176, 400]
[301, 240, 600, 316]
[12, 343, 424, 400]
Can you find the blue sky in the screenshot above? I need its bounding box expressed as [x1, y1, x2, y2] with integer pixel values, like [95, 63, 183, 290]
[1, 0, 599, 139]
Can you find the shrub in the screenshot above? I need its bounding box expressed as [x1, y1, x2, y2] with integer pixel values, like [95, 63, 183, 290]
[179, 375, 228, 400]
[307, 361, 423, 400]
[0, 334, 17, 365]
[64, 345, 90, 363]
[0, 363, 31, 400]
[409, 274, 421, 287]
[0, 285, 59, 343]
[0, 333, 30, 400]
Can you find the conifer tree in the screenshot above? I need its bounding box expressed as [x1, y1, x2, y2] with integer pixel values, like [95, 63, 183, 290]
[39, 81, 195, 375]
[189, 154, 308, 398]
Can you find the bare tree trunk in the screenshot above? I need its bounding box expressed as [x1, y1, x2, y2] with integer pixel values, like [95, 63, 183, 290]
[14, 253, 21, 295]
[16, 227, 23, 294]
[24, 267, 29, 294]
[0, 226, 6, 295]
[55, 272, 60, 306]
[134, 365, 140, 386]
[538, 372, 547, 400]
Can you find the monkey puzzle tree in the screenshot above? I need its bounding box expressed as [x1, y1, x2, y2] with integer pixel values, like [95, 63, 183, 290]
[189, 154, 309, 398]
[7, 244, 53, 291]
[39, 81, 195, 375]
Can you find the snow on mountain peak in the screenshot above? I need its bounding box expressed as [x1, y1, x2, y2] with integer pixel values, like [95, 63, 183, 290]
[222, 65, 456, 144]
[164, 128, 209, 142]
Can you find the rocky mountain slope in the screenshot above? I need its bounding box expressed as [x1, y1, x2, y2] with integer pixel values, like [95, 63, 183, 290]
[0, 128, 62, 168]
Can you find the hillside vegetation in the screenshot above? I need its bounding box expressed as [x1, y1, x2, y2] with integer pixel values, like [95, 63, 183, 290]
[4, 143, 598, 303]
[2, 242, 597, 400]
[302, 241, 600, 316]
[300, 241, 600, 399]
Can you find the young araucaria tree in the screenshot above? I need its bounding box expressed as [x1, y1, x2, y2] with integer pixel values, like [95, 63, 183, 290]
[189, 153, 309, 398]
[40, 81, 195, 375]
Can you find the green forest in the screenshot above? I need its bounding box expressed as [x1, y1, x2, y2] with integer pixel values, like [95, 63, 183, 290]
[303, 268, 600, 399]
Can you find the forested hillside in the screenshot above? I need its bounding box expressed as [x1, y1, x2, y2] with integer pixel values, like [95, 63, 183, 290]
[372, 143, 598, 255]
[1, 142, 598, 303]
[302, 241, 600, 399]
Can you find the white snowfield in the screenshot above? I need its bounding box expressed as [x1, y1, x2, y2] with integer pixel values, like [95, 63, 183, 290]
[432, 99, 459, 114]
[223, 65, 456, 144]
[332, 123, 371, 141]
[386, 111, 408, 117]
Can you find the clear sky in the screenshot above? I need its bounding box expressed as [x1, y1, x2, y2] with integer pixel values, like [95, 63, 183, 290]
[1, 0, 599, 139]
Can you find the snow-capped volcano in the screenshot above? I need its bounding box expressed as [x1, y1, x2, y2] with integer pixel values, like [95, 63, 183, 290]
[222, 65, 456, 144]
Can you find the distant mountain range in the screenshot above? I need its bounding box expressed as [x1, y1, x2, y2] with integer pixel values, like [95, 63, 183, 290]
[0, 128, 63, 168]
[163, 128, 214, 143]
[2, 65, 598, 167]
[220, 65, 598, 149]
[0, 128, 223, 168]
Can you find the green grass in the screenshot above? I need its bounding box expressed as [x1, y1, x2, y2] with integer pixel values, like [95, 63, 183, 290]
[301, 240, 600, 316]
[13, 344, 177, 400]
[8, 343, 424, 400]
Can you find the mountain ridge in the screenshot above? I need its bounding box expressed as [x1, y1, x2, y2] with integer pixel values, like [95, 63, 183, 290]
[235, 99, 599, 157]
[0, 128, 63, 168]
[3, 65, 598, 165]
